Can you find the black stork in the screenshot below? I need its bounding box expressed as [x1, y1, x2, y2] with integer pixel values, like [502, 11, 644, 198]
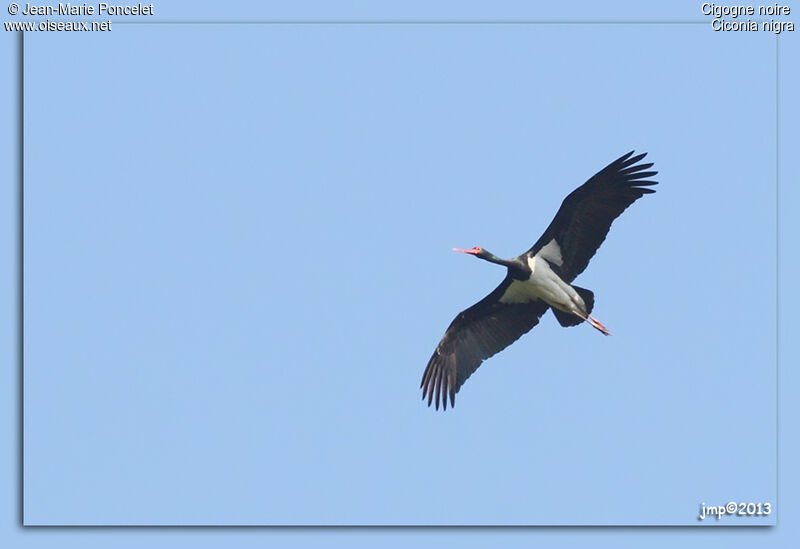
[421, 151, 658, 410]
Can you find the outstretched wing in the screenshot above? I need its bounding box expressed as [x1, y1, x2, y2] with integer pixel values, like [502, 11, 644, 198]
[420, 277, 549, 410]
[527, 151, 658, 282]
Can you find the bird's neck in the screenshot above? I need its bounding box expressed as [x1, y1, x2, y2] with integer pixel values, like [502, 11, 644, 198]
[481, 251, 528, 273]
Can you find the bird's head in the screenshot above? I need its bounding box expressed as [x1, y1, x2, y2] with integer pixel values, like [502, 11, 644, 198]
[453, 246, 486, 258]
[454, 246, 521, 270]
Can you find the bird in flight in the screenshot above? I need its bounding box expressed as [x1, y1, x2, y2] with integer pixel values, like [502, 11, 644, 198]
[421, 151, 658, 410]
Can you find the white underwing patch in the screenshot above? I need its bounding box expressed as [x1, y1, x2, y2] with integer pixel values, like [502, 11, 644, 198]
[535, 238, 563, 267]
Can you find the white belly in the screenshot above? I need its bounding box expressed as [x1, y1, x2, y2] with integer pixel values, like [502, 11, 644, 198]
[499, 256, 587, 314]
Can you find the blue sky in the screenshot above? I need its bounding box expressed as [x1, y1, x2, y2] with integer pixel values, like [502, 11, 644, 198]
[2, 0, 799, 547]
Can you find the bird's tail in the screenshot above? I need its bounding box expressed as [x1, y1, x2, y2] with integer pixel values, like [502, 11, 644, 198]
[550, 286, 611, 335]
[551, 306, 585, 327]
[573, 286, 595, 315]
[551, 285, 594, 327]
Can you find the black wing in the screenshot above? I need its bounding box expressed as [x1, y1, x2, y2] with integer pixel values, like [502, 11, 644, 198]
[526, 151, 658, 282]
[420, 277, 549, 410]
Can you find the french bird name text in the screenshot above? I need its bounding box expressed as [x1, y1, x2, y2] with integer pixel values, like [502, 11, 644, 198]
[700, 3, 795, 33]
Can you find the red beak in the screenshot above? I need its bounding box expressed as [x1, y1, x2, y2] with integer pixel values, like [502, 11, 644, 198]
[453, 247, 481, 255]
